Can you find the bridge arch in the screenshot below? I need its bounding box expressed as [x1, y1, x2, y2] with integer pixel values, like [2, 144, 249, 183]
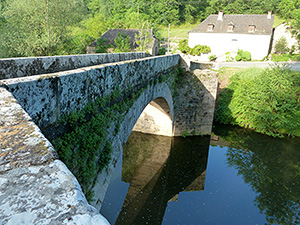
[119, 81, 174, 146]
[91, 81, 175, 210]
[133, 97, 173, 137]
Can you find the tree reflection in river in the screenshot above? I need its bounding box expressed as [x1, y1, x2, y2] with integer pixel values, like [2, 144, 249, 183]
[213, 124, 300, 225]
[101, 125, 300, 224]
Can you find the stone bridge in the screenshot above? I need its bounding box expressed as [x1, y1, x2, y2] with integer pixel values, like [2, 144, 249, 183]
[0, 53, 218, 224]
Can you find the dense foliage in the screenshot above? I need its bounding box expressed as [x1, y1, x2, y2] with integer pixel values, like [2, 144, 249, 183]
[114, 32, 131, 52]
[215, 65, 300, 138]
[0, 0, 296, 57]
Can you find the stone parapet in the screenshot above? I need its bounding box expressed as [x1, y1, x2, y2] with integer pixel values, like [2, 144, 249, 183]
[0, 87, 109, 225]
[0, 52, 151, 80]
[0, 54, 180, 129]
[0, 87, 57, 173]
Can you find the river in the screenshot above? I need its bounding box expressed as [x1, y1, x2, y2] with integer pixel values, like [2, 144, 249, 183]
[100, 124, 300, 225]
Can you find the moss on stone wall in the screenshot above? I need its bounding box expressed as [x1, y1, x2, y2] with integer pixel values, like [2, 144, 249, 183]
[51, 68, 181, 202]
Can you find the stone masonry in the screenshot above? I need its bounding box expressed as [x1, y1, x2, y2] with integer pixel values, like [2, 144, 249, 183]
[0, 52, 150, 80]
[0, 53, 218, 224]
[0, 53, 179, 224]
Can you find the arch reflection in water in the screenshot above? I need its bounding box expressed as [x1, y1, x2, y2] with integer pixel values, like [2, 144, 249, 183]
[101, 131, 210, 225]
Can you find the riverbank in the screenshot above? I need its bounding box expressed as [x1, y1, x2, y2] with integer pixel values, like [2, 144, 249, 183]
[214, 65, 300, 138]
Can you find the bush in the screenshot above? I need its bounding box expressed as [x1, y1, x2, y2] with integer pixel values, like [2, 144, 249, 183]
[241, 51, 251, 61]
[235, 54, 242, 61]
[158, 48, 166, 55]
[114, 32, 131, 52]
[272, 54, 300, 62]
[225, 52, 234, 62]
[235, 49, 251, 61]
[209, 54, 217, 61]
[178, 39, 211, 55]
[215, 65, 300, 137]
[96, 37, 109, 53]
[274, 36, 290, 54]
[189, 44, 211, 55]
[178, 39, 190, 53]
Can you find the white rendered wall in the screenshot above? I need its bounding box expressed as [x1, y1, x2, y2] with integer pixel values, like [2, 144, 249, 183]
[189, 33, 272, 60]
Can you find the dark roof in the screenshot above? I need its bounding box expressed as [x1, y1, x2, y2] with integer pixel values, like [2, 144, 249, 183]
[88, 29, 155, 48]
[189, 14, 274, 35]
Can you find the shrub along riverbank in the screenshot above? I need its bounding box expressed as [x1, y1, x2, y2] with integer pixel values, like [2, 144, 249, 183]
[215, 65, 300, 138]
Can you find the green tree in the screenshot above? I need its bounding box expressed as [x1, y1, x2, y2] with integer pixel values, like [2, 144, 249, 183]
[274, 36, 290, 54]
[0, 0, 86, 57]
[114, 32, 131, 52]
[95, 37, 109, 53]
[145, 0, 180, 26]
[279, 0, 300, 40]
[135, 21, 152, 51]
[205, 0, 281, 16]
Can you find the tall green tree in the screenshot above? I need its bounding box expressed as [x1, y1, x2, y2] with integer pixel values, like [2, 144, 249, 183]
[0, 0, 86, 57]
[205, 0, 281, 16]
[279, 0, 300, 40]
[146, 0, 180, 25]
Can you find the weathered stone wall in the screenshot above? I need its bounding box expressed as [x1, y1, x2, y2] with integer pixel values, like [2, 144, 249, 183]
[0, 53, 218, 224]
[0, 87, 110, 225]
[0, 52, 150, 80]
[1, 55, 180, 129]
[0, 54, 179, 224]
[172, 69, 218, 136]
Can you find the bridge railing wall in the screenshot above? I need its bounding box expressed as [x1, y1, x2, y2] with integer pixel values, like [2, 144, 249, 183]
[0, 52, 151, 80]
[0, 54, 180, 129]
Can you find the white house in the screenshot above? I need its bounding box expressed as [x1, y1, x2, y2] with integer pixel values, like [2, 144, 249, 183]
[188, 11, 274, 60]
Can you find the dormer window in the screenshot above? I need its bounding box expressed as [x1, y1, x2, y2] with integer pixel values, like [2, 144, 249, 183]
[227, 24, 234, 32]
[207, 24, 214, 31]
[248, 25, 255, 33]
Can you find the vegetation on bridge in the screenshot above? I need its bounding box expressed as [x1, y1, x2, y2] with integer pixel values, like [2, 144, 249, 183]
[51, 67, 182, 202]
[215, 65, 300, 138]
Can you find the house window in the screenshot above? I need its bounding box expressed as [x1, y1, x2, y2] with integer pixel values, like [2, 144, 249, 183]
[248, 25, 255, 33]
[207, 24, 214, 31]
[227, 25, 234, 32]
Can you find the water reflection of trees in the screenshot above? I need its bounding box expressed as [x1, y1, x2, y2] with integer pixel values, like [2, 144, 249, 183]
[214, 124, 300, 225]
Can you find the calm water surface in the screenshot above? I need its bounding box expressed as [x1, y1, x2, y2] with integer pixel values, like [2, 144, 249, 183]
[100, 125, 300, 225]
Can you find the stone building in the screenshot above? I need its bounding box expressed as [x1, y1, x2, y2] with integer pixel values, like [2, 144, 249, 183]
[188, 11, 274, 60]
[87, 29, 159, 55]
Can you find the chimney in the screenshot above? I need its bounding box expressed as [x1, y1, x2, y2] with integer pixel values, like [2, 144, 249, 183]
[218, 11, 224, 21]
[267, 11, 272, 19]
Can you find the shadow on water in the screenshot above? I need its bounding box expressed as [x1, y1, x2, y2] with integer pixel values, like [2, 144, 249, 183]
[113, 132, 210, 225]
